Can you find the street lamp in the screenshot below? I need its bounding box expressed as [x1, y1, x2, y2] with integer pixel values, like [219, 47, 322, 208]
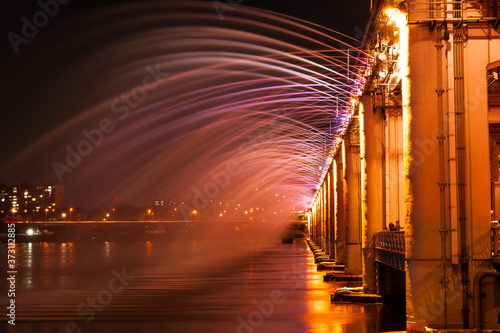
[147, 209, 151, 220]
[62, 213, 66, 221]
[69, 207, 73, 221]
[45, 208, 49, 221]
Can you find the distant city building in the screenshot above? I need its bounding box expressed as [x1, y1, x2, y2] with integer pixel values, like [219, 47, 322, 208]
[0, 182, 64, 218]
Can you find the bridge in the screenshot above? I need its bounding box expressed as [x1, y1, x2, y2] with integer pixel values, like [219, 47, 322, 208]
[307, 0, 500, 331]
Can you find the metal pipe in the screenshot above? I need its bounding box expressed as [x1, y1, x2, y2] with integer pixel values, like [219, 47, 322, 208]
[473, 269, 500, 330]
[436, 23, 448, 328]
[453, 16, 470, 327]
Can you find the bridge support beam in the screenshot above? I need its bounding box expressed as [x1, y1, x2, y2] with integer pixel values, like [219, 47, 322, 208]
[321, 181, 327, 251]
[323, 168, 330, 256]
[361, 94, 384, 293]
[384, 104, 404, 230]
[327, 165, 334, 257]
[335, 153, 345, 264]
[344, 124, 362, 274]
[404, 24, 451, 331]
[404, 20, 496, 330]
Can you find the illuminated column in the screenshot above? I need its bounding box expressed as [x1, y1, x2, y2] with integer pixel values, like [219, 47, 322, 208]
[320, 183, 325, 250]
[329, 165, 336, 258]
[323, 174, 331, 254]
[314, 201, 317, 243]
[465, 34, 500, 330]
[335, 152, 345, 264]
[344, 123, 362, 274]
[325, 174, 331, 255]
[316, 192, 320, 246]
[319, 184, 323, 248]
[313, 197, 319, 245]
[404, 16, 498, 329]
[310, 201, 315, 242]
[404, 22, 447, 330]
[360, 94, 384, 293]
[385, 107, 405, 229]
[321, 181, 328, 252]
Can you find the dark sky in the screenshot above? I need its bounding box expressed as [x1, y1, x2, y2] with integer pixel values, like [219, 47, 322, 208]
[0, 0, 371, 37]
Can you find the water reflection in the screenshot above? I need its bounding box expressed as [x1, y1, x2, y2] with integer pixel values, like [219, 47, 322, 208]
[301, 249, 382, 333]
[145, 241, 152, 257]
[0, 238, 400, 333]
[60, 242, 67, 267]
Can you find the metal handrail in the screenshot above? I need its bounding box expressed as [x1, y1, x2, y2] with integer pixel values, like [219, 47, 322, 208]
[375, 230, 405, 254]
[493, 225, 500, 257]
[408, 0, 500, 22]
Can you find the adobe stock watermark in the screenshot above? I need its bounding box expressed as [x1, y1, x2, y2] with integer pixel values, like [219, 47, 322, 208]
[177, 112, 289, 220]
[213, 0, 244, 21]
[7, 0, 71, 54]
[51, 64, 169, 182]
[230, 265, 307, 333]
[177, 160, 243, 219]
[56, 267, 134, 333]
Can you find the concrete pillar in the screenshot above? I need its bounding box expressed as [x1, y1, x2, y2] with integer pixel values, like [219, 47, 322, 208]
[384, 106, 405, 229]
[360, 94, 384, 293]
[313, 197, 319, 245]
[325, 173, 331, 255]
[404, 20, 499, 330]
[344, 123, 362, 274]
[464, 27, 499, 329]
[404, 24, 446, 330]
[335, 153, 345, 264]
[329, 165, 336, 258]
[321, 182, 326, 251]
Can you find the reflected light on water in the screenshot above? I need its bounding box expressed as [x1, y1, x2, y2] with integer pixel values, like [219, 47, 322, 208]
[67, 242, 74, 267]
[301, 253, 381, 333]
[0, 238, 403, 332]
[103, 241, 116, 262]
[60, 243, 67, 267]
[26, 242, 32, 268]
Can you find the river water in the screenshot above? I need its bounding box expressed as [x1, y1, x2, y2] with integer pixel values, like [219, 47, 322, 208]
[1, 224, 404, 333]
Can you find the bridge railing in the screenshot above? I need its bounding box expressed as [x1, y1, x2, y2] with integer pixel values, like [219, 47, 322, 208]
[375, 231, 405, 253]
[375, 231, 405, 271]
[493, 224, 500, 259]
[408, 0, 500, 23]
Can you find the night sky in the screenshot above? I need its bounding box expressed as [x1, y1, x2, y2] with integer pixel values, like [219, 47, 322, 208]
[0, 0, 371, 208]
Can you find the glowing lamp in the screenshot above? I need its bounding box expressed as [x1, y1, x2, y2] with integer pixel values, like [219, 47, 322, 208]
[385, 8, 406, 28]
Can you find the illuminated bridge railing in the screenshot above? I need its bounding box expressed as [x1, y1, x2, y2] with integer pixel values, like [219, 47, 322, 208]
[493, 225, 500, 263]
[375, 231, 405, 271]
[408, 0, 500, 23]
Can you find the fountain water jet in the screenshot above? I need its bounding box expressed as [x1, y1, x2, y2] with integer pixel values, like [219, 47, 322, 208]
[1, 1, 370, 229]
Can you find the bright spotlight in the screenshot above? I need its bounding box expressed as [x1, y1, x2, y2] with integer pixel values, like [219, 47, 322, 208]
[385, 8, 406, 28]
